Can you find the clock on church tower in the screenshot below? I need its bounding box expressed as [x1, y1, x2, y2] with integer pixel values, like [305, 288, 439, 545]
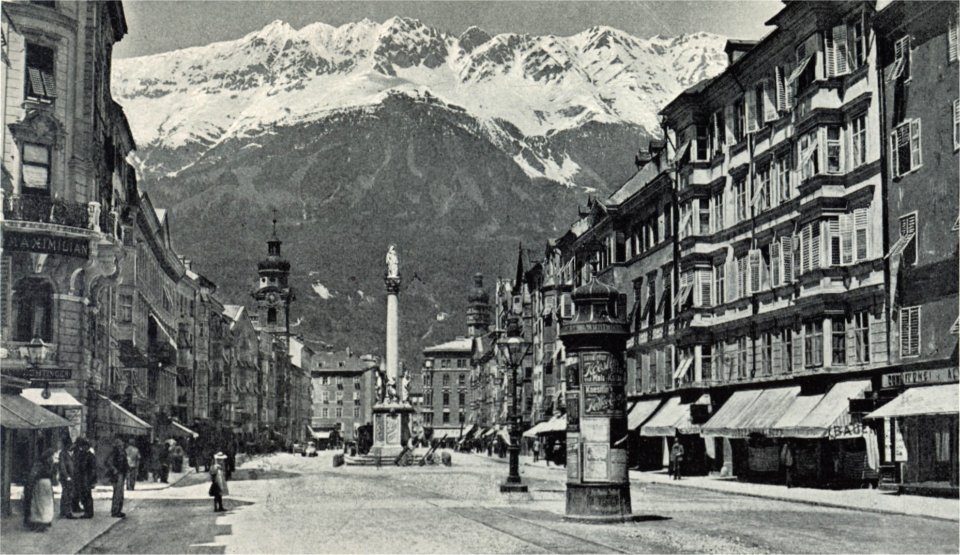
[252, 219, 295, 335]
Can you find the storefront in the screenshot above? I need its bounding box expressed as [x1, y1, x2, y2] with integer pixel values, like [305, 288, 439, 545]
[20, 387, 84, 441]
[640, 396, 711, 475]
[866, 383, 958, 497]
[1, 389, 71, 516]
[625, 399, 662, 470]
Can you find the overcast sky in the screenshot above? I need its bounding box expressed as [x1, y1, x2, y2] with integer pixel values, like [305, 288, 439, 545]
[113, 0, 782, 59]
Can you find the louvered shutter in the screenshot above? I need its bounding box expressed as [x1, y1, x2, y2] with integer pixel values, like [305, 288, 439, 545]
[41, 70, 56, 98]
[724, 105, 735, 144]
[854, 208, 869, 261]
[825, 28, 837, 77]
[801, 224, 811, 274]
[828, 218, 841, 266]
[953, 99, 959, 150]
[725, 257, 736, 302]
[900, 307, 920, 357]
[783, 62, 794, 108]
[832, 24, 849, 76]
[811, 221, 822, 270]
[749, 249, 761, 293]
[949, 12, 958, 62]
[763, 80, 777, 122]
[910, 118, 922, 169]
[771, 240, 781, 286]
[699, 268, 712, 307]
[890, 130, 900, 177]
[745, 88, 758, 132]
[841, 213, 854, 265]
[775, 66, 786, 112]
[781, 236, 794, 284]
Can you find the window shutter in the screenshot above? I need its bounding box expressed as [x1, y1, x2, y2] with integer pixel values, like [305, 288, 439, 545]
[725, 257, 736, 302]
[890, 130, 900, 177]
[953, 99, 959, 150]
[699, 268, 712, 307]
[781, 236, 794, 283]
[841, 213, 854, 265]
[949, 12, 958, 62]
[910, 118, 922, 169]
[749, 249, 761, 293]
[801, 224, 811, 274]
[825, 28, 837, 77]
[832, 24, 849, 76]
[775, 66, 786, 112]
[900, 307, 920, 357]
[811, 221, 822, 270]
[828, 218, 841, 266]
[763, 80, 777, 122]
[745, 88, 757, 133]
[771, 240, 781, 286]
[724, 105, 735, 144]
[41, 70, 56, 98]
[854, 208, 869, 261]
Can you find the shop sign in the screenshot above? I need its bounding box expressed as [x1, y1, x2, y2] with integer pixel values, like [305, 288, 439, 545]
[3, 231, 89, 258]
[580, 417, 609, 444]
[882, 367, 958, 389]
[2, 367, 72, 380]
[583, 384, 625, 416]
[827, 420, 875, 440]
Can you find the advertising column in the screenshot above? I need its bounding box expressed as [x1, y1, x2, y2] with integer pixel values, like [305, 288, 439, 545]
[559, 267, 633, 522]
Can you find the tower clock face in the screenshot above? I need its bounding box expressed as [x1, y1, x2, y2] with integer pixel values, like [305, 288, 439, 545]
[267, 292, 279, 304]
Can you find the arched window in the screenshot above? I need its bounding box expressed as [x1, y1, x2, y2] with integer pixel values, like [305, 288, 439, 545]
[267, 307, 277, 324]
[13, 278, 53, 341]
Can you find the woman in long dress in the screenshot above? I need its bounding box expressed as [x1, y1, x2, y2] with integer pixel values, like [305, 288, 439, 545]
[28, 449, 56, 532]
[209, 452, 229, 512]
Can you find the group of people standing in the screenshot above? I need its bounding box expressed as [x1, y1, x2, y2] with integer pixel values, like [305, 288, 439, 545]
[21, 434, 196, 532]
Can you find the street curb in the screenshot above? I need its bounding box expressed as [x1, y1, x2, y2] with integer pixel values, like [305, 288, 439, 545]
[635, 478, 960, 524]
[73, 469, 197, 554]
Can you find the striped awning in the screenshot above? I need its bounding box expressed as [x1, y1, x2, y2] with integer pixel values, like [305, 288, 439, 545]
[1, 393, 71, 430]
[627, 399, 662, 431]
[702, 387, 801, 438]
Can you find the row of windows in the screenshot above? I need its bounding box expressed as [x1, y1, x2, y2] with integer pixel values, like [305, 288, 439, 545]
[423, 391, 467, 406]
[420, 411, 465, 425]
[422, 372, 467, 387]
[316, 375, 362, 387]
[319, 390, 363, 403]
[637, 311, 879, 392]
[317, 407, 362, 418]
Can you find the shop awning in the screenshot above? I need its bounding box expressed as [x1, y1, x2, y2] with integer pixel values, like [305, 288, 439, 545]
[460, 424, 476, 439]
[640, 396, 695, 437]
[307, 426, 332, 440]
[97, 394, 151, 435]
[21, 388, 83, 408]
[769, 393, 824, 437]
[538, 415, 567, 434]
[627, 399, 662, 431]
[150, 314, 177, 349]
[866, 384, 959, 419]
[1, 393, 71, 430]
[498, 428, 511, 445]
[702, 387, 803, 438]
[522, 421, 547, 438]
[170, 420, 199, 439]
[783, 380, 871, 438]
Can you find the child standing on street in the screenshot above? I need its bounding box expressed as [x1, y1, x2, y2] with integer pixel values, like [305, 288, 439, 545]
[209, 452, 229, 512]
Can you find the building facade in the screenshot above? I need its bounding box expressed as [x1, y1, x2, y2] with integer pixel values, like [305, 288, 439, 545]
[309, 350, 377, 443]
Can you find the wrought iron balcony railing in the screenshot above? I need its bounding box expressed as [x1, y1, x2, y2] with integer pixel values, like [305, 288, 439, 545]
[4, 194, 90, 228]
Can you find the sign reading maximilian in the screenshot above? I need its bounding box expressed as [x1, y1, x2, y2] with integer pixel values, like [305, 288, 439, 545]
[3, 231, 89, 258]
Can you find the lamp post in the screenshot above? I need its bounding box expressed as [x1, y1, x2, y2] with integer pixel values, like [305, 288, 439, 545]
[24, 338, 51, 399]
[497, 313, 529, 493]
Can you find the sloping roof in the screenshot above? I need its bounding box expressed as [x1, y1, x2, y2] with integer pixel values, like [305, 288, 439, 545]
[312, 350, 372, 373]
[423, 337, 473, 354]
[154, 208, 167, 224]
[222, 304, 244, 322]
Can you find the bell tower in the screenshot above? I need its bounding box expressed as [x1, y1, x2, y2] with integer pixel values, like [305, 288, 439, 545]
[466, 273, 491, 337]
[252, 218, 295, 335]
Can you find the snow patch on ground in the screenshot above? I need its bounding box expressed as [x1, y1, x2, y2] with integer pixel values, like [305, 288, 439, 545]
[311, 281, 332, 299]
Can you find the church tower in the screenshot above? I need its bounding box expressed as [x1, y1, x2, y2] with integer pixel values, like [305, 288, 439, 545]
[252, 218, 295, 336]
[466, 273, 491, 337]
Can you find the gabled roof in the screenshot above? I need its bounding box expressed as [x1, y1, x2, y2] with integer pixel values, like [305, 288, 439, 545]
[222, 304, 244, 322]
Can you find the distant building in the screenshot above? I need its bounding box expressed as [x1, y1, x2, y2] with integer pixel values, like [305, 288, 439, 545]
[310, 350, 377, 443]
[420, 338, 472, 439]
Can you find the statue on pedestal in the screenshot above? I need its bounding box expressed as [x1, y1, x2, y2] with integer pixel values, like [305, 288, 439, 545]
[386, 245, 400, 279]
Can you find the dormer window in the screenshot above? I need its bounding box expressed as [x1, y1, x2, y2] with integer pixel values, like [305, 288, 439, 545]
[25, 43, 56, 103]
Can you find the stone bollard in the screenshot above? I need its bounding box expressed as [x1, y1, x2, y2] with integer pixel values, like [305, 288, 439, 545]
[332, 453, 344, 467]
[441, 452, 452, 466]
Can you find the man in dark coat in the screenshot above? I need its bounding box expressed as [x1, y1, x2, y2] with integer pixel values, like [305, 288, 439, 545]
[57, 436, 77, 519]
[158, 441, 170, 483]
[105, 437, 129, 517]
[73, 438, 97, 518]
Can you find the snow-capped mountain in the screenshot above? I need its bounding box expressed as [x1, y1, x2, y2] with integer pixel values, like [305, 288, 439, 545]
[113, 17, 726, 185]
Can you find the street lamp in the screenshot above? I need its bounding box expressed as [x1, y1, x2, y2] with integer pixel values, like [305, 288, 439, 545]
[24, 338, 51, 399]
[497, 313, 529, 493]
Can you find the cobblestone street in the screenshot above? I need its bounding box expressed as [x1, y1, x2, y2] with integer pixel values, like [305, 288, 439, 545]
[71, 452, 958, 554]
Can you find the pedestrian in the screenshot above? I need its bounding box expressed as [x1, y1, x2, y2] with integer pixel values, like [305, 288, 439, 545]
[532, 438, 540, 463]
[781, 441, 795, 488]
[544, 439, 552, 467]
[208, 452, 228, 512]
[147, 440, 161, 482]
[73, 437, 96, 518]
[105, 437, 129, 518]
[171, 441, 184, 473]
[26, 448, 56, 532]
[669, 438, 685, 480]
[57, 436, 77, 519]
[158, 440, 170, 483]
[125, 440, 141, 491]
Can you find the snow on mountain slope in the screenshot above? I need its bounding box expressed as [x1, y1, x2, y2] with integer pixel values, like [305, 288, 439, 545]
[112, 17, 727, 183]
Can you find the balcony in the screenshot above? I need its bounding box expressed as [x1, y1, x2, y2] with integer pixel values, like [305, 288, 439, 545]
[4, 195, 91, 229]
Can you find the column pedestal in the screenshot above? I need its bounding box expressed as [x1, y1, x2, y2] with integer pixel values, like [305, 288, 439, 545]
[371, 402, 414, 460]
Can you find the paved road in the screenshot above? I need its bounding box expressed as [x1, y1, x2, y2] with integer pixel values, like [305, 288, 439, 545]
[80, 452, 958, 554]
